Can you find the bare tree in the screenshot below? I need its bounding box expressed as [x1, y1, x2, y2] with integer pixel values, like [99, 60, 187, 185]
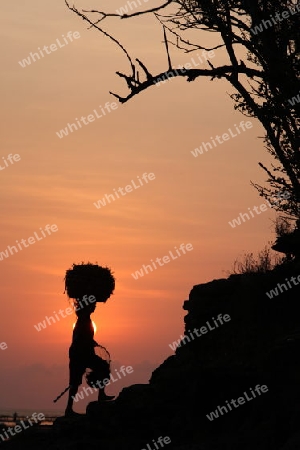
[66, 0, 300, 220]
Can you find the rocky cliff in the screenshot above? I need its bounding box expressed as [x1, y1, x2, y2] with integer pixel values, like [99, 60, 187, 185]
[4, 258, 300, 450]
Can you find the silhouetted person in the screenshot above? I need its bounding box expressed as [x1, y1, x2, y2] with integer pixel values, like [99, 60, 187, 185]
[65, 301, 114, 416]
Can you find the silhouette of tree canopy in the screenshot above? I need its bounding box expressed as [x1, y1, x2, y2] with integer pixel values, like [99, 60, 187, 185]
[66, 0, 300, 219]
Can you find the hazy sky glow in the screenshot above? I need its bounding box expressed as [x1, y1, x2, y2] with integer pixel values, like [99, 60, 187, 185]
[0, 0, 278, 412]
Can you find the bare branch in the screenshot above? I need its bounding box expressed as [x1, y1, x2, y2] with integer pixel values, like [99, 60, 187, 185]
[83, 0, 174, 20]
[113, 63, 264, 103]
[154, 16, 225, 53]
[163, 27, 172, 70]
[136, 58, 153, 81]
[65, 0, 136, 76]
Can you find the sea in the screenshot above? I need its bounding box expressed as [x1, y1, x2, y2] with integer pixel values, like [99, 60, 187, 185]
[0, 409, 64, 427]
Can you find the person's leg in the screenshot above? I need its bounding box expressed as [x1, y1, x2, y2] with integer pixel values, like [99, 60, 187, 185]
[65, 384, 80, 415]
[65, 361, 85, 415]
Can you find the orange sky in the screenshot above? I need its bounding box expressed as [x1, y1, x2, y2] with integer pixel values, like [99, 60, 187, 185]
[0, 0, 278, 412]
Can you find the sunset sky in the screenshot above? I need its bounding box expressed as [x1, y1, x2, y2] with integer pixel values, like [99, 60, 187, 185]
[0, 0, 278, 413]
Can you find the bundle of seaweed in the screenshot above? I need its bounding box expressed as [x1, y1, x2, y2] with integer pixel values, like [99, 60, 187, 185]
[65, 262, 115, 303]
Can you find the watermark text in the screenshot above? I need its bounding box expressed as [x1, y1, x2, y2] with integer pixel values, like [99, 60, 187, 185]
[131, 243, 193, 279]
[0, 154, 21, 171]
[191, 121, 253, 157]
[0, 224, 58, 262]
[18, 32, 81, 68]
[169, 314, 231, 351]
[206, 385, 269, 421]
[93, 173, 155, 209]
[56, 101, 118, 139]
